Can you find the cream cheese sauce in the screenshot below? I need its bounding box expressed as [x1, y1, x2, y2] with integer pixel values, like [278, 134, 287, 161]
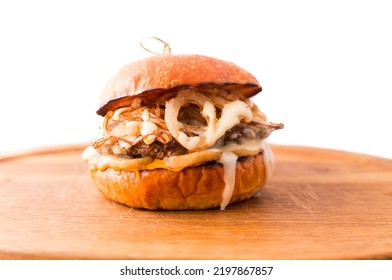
[217, 151, 238, 210]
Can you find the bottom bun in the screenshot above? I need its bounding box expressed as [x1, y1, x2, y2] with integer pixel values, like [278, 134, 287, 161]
[90, 153, 267, 210]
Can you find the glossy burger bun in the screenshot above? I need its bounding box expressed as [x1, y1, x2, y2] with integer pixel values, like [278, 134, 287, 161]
[97, 54, 262, 116]
[91, 54, 268, 210]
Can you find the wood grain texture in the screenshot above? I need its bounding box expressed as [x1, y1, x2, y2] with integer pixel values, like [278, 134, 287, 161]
[0, 144, 391, 260]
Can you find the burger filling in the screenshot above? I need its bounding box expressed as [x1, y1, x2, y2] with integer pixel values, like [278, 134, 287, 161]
[89, 88, 282, 159]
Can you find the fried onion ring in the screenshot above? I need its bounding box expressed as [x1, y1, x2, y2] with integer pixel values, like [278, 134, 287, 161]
[165, 90, 217, 151]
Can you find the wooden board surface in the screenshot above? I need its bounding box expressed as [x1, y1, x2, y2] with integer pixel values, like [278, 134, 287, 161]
[0, 144, 391, 260]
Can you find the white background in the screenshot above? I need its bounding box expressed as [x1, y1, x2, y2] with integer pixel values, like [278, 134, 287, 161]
[1, 260, 392, 280]
[1, 0, 391, 158]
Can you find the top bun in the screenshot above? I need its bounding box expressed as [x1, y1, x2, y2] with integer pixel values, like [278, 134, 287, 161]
[97, 54, 262, 116]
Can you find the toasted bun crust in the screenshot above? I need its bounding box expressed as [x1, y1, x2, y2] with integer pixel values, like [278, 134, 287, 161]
[97, 54, 261, 116]
[89, 154, 266, 210]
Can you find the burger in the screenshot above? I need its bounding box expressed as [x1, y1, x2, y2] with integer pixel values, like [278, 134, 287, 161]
[82, 54, 283, 210]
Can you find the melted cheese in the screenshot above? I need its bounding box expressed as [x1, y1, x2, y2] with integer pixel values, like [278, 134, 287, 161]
[218, 152, 238, 210]
[214, 100, 252, 138]
[203, 100, 252, 149]
[220, 140, 264, 156]
[216, 140, 274, 210]
[261, 140, 274, 181]
[83, 146, 182, 172]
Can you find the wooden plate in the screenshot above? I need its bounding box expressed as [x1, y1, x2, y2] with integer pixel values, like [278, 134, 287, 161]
[1, 144, 391, 259]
